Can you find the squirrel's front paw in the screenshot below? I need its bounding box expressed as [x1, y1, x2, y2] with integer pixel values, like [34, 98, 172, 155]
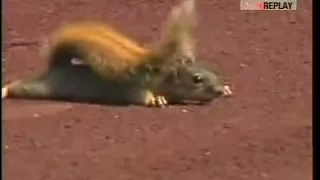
[144, 91, 168, 108]
[152, 96, 168, 107]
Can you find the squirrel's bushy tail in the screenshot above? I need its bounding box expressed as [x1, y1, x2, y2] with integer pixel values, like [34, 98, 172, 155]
[46, 22, 150, 79]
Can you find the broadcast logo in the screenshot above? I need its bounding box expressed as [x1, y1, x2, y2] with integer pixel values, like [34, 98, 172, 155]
[240, 0, 297, 10]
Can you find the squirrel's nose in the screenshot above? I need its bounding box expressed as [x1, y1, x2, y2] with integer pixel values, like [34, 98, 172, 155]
[213, 86, 225, 96]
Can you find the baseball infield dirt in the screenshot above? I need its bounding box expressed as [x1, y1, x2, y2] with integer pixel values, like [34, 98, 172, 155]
[3, 0, 312, 179]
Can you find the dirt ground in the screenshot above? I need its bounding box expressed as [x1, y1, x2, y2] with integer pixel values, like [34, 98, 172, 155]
[3, 0, 312, 179]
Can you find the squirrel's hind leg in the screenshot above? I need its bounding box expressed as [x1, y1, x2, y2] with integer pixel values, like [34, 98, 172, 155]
[2, 69, 86, 101]
[2, 68, 110, 103]
[2, 76, 54, 100]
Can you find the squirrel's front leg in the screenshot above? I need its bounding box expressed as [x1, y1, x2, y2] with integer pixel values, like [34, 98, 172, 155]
[129, 88, 168, 107]
[143, 90, 168, 107]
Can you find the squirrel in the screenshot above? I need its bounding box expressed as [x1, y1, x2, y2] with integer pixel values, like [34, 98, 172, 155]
[1, 62, 230, 106]
[2, 0, 232, 107]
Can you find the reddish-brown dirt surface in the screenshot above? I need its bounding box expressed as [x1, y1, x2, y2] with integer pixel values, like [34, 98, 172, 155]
[3, 0, 312, 179]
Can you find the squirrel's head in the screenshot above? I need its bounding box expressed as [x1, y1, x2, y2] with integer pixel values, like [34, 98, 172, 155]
[155, 63, 225, 104]
[146, 0, 226, 104]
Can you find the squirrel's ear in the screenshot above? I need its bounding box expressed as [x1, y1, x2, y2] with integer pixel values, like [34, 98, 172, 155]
[153, 0, 197, 65]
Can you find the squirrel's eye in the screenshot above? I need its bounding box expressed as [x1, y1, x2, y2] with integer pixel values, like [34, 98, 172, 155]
[183, 57, 194, 64]
[176, 56, 194, 65]
[152, 67, 161, 74]
[192, 73, 203, 84]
